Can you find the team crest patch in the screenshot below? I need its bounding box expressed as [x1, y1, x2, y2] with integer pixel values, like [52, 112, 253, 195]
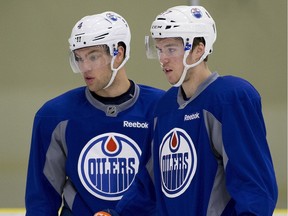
[78, 132, 141, 201]
[159, 128, 197, 198]
[106, 13, 118, 21]
[191, 8, 202, 19]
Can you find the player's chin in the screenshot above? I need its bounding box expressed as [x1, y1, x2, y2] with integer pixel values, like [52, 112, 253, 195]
[166, 76, 178, 86]
[87, 85, 98, 93]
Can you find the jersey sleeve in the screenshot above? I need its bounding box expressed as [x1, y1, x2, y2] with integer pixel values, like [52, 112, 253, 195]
[25, 113, 66, 216]
[115, 161, 157, 216]
[220, 92, 278, 215]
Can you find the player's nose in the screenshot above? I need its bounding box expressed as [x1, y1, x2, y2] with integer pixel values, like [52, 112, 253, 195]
[80, 61, 93, 73]
[159, 54, 169, 65]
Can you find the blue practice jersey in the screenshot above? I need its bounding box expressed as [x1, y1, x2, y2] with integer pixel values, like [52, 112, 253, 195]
[117, 73, 278, 216]
[25, 83, 164, 216]
[153, 72, 278, 215]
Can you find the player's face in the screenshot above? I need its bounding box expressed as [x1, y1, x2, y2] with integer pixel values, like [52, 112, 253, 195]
[155, 38, 185, 85]
[74, 46, 113, 92]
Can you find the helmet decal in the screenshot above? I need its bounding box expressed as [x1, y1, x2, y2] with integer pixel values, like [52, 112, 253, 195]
[77, 22, 83, 29]
[106, 13, 118, 21]
[191, 8, 203, 19]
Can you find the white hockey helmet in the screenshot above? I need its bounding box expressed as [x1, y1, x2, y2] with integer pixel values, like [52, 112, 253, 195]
[146, 6, 217, 86]
[68, 11, 131, 88]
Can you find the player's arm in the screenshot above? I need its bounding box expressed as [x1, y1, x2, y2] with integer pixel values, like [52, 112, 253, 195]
[117, 162, 157, 215]
[94, 165, 157, 216]
[25, 114, 66, 216]
[221, 93, 278, 215]
[94, 137, 157, 216]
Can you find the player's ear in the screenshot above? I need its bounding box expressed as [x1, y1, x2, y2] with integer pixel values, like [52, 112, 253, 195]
[185, 49, 194, 65]
[112, 45, 125, 69]
[187, 43, 205, 64]
[115, 46, 125, 62]
[195, 42, 205, 56]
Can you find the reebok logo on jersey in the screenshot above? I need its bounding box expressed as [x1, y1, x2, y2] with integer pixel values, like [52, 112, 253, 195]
[123, 121, 149, 129]
[159, 128, 197, 198]
[184, 112, 200, 121]
[78, 133, 141, 201]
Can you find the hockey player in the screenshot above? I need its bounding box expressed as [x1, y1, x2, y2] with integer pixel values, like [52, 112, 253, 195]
[25, 11, 164, 216]
[95, 5, 278, 216]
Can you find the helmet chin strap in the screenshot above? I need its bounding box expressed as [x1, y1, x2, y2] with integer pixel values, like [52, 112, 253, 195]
[103, 55, 129, 89]
[172, 51, 208, 87]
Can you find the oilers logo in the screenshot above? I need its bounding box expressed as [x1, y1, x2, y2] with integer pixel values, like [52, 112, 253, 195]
[191, 8, 203, 19]
[78, 132, 141, 201]
[159, 128, 197, 198]
[106, 13, 118, 21]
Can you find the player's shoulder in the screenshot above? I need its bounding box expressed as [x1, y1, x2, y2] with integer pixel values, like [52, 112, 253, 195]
[137, 83, 165, 99]
[36, 86, 86, 118]
[154, 87, 179, 115]
[218, 75, 253, 87]
[159, 86, 178, 101]
[217, 75, 259, 93]
[211, 75, 261, 102]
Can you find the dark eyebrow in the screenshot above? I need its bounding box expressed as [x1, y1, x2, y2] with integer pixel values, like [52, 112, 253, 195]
[74, 49, 102, 57]
[87, 49, 101, 55]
